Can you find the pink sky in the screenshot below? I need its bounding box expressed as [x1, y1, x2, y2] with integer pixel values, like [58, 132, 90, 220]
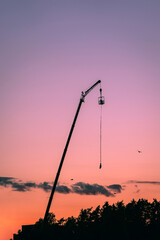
[0, 1, 160, 239]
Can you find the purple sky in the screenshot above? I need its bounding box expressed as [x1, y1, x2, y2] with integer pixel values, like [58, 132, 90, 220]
[0, 1, 160, 239]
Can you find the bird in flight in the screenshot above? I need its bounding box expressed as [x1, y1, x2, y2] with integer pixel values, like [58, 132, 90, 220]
[138, 150, 142, 153]
[70, 179, 73, 181]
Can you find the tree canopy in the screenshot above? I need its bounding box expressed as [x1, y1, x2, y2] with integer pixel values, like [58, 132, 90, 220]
[13, 198, 160, 240]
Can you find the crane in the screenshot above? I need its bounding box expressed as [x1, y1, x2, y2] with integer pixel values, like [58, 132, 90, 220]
[44, 80, 104, 223]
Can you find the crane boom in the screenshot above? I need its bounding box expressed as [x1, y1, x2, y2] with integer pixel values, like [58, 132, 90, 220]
[82, 80, 101, 98]
[44, 80, 101, 223]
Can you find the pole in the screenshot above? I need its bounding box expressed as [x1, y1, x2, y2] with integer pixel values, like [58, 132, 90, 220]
[44, 97, 84, 222]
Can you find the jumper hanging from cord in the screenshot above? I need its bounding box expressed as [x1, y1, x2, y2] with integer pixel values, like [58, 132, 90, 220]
[98, 87, 105, 169]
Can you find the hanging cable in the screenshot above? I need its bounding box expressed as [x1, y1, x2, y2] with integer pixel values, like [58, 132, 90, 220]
[99, 104, 102, 169]
[98, 87, 105, 169]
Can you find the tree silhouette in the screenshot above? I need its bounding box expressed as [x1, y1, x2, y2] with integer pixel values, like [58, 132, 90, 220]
[13, 198, 160, 240]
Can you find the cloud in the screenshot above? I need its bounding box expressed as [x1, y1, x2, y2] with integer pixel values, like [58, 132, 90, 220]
[25, 182, 37, 188]
[56, 185, 71, 194]
[38, 182, 52, 192]
[12, 182, 29, 192]
[0, 176, 122, 197]
[107, 184, 122, 193]
[0, 177, 37, 192]
[127, 180, 160, 194]
[71, 182, 114, 197]
[37, 182, 70, 193]
[128, 180, 160, 185]
[0, 177, 15, 187]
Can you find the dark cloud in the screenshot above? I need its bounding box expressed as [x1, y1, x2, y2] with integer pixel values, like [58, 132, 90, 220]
[107, 184, 122, 193]
[0, 177, 49, 192]
[7, 180, 36, 192]
[56, 185, 71, 194]
[38, 182, 52, 192]
[12, 182, 29, 192]
[0, 177, 29, 192]
[128, 180, 160, 185]
[25, 182, 37, 188]
[0, 177, 15, 187]
[0, 177, 122, 197]
[71, 182, 114, 197]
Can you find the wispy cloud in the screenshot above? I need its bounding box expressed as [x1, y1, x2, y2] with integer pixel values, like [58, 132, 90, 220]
[0, 176, 123, 197]
[128, 180, 160, 194]
[128, 180, 160, 185]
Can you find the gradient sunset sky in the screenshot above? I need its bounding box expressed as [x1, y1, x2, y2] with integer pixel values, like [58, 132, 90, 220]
[1, 1, 160, 239]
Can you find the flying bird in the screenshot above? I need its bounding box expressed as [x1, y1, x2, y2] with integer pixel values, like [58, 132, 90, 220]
[138, 150, 142, 153]
[70, 179, 73, 181]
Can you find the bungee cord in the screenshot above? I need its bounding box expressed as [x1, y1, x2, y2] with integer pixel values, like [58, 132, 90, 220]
[98, 87, 105, 169]
[99, 104, 102, 169]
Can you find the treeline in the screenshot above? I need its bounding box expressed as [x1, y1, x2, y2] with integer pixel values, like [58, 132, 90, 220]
[14, 198, 160, 240]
